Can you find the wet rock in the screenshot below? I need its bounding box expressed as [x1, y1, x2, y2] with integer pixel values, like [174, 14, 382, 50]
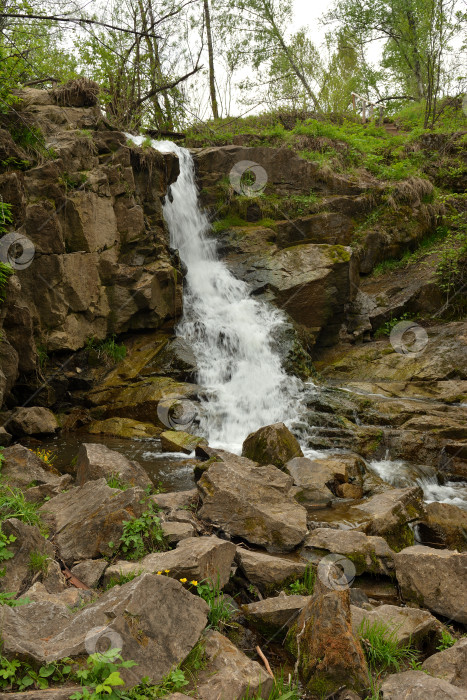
[422, 638, 467, 688]
[160, 430, 208, 454]
[194, 629, 274, 700]
[439, 443, 467, 481]
[76, 442, 152, 489]
[39, 479, 146, 564]
[394, 545, 467, 623]
[0, 518, 54, 594]
[1, 444, 71, 498]
[351, 604, 443, 652]
[293, 577, 369, 695]
[418, 502, 467, 551]
[1, 574, 208, 685]
[198, 451, 307, 552]
[235, 548, 307, 591]
[352, 486, 425, 551]
[70, 559, 108, 588]
[242, 595, 308, 636]
[152, 337, 198, 382]
[87, 417, 161, 439]
[380, 670, 467, 699]
[303, 528, 395, 576]
[8, 407, 59, 436]
[104, 535, 236, 589]
[242, 422, 303, 469]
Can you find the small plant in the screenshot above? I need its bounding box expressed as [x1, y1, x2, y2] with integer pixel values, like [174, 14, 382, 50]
[71, 648, 136, 700]
[105, 570, 143, 590]
[86, 335, 127, 363]
[374, 312, 415, 338]
[129, 667, 189, 699]
[28, 550, 49, 574]
[359, 619, 419, 672]
[0, 484, 43, 529]
[287, 563, 316, 596]
[0, 655, 72, 691]
[0, 591, 31, 607]
[107, 474, 130, 491]
[33, 448, 56, 467]
[0, 263, 14, 303]
[194, 576, 235, 630]
[118, 502, 167, 560]
[0, 201, 13, 234]
[0, 527, 16, 572]
[36, 345, 49, 372]
[436, 629, 457, 651]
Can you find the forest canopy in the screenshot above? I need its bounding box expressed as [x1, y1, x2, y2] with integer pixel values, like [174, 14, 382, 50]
[0, 0, 466, 130]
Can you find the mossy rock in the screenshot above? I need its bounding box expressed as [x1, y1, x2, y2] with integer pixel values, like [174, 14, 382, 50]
[242, 422, 303, 469]
[160, 430, 207, 455]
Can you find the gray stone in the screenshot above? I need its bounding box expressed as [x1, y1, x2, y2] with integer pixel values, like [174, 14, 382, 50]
[242, 422, 303, 469]
[381, 670, 467, 699]
[0, 518, 54, 594]
[235, 548, 307, 590]
[242, 595, 308, 634]
[70, 559, 108, 588]
[303, 528, 395, 576]
[76, 442, 152, 489]
[1, 444, 71, 498]
[422, 638, 467, 688]
[9, 407, 59, 436]
[161, 520, 195, 544]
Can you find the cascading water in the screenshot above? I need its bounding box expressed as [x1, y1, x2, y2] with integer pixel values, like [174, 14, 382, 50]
[131, 137, 302, 452]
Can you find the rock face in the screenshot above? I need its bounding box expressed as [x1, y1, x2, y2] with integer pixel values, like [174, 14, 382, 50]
[76, 442, 152, 489]
[1, 574, 208, 685]
[104, 535, 236, 589]
[303, 528, 395, 576]
[8, 407, 59, 436]
[394, 546, 467, 623]
[197, 451, 308, 552]
[352, 486, 425, 550]
[380, 670, 467, 699]
[39, 479, 146, 564]
[293, 578, 369, 695]
[241, 422, 303, 469]
[0, 519, 55, 594]
[194, 630, 274, 700]
[0, 87, 182, 404]
[422, 639, 467, 688]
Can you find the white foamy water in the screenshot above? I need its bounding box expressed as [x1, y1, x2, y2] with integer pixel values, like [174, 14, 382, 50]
[369, 456, 467, 509]
[129, 136, 303, 451]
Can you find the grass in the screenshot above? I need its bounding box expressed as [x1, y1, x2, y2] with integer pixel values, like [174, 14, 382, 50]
[0, 484, 43, 529]
[359, 619, 419, 672]
[374, 312, 417, 338]
[242, 670, 301, 700]
[0, 263, 14, 303]
[86, 335, 127, 363]
[28, 550, 49, 574]
[194, 577, 236, 630]
[106, 474, 130, 491]
[287, 563, 316, 596]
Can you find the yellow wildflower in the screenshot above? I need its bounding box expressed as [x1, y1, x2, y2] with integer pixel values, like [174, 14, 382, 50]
[190, 580, 198, 586]
[180, 578, 187, 583]
[156, 571, 162, 575]
[164, 569, 170, 573]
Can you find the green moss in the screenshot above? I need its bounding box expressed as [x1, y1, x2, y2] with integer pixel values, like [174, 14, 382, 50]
[325, 245, 351, 264]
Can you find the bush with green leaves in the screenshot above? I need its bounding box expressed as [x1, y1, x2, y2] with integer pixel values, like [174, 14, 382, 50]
[0, 655, 72, 692]
[71, 649, 136, 700]
[113, 502, 167, 560]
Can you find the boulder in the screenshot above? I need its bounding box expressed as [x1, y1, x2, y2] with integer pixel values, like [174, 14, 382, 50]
[76, 443, 152, 489]
[285, 453, 366, 505]
[39, 479, 146, 564]
[0, 519, 54, 594]
[292, 577, 369, 695]
[194, 630, 274, 700]
[380, 670, 467, 699]
[25, 582, 94, 609]
[152, 489, 198, 511]
[352, 486, 425, 550]
[160, 430, 208, 454]
[235, 548, 307, 591]
[161, 521, 195, 544]
[8, 407, 59, 436]
[198, 451, 307, 552]
[0, 444, 71, 498]
[422, 638, 467, 688]
[351, 604, 443, 652]
[285, 457, 334, 505]
[303, 528, 395, 576]
[242, 595, 308, 636]
[418, 502, 467, 551]
[242, 422, 303, 469]
[394, 546, 467, 623]
[104, 535, 236, 589]
[70, 559, 108, 588]
[87, 417, 161, 439]
[1, 574, 208, 685]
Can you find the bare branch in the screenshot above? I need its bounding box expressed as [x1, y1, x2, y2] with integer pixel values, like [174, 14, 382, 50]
[0, 12, 162, 38]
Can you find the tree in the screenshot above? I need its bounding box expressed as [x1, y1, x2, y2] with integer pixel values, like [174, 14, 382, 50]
[203, 0, 219, 118]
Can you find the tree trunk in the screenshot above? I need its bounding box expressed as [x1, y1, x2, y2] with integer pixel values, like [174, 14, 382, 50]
[204, 0, 219, 119]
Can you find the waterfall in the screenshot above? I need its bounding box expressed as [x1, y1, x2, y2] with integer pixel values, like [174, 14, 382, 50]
[129, 137, 302, 452]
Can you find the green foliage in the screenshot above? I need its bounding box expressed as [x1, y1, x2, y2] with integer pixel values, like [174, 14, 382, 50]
[105, 570, 143, 590]
[242, 669, 301, 700]
[359, 619, 419, 672]
[436, 629, 457, 651]
[36, 344, 48, 371]
[195, 577, 235, 630]
[86, 336, 127, 364]
[287, 563, 316, 595]
[71, 649, 136, 700]
[0, 263, 14, 303]
[117, 502, 167, 560]
[374, 312, 416, 338]
[28, 550, 49, 574]
[0, 655, 72, 692]
[212, 213, 248, 232]
[107, 474, 130, 491]
[0, 202, 13, 234]
[0, 483, 44, 529]
[128, 667, 189, 699]
[0, 591, 31, 607]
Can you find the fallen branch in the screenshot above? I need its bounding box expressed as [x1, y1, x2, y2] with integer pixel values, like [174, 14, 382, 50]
[255, 646, 274, 678]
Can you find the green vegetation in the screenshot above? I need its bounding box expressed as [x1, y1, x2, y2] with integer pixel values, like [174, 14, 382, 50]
[105, 570, 143, 590]
[0, 263, 14, 303]
[71, 649, 136, 700]
[287, 563, 316, 595]
[242, 670, 301, 700]
[436, 629, 457, 651]
[0, 655, 72, 692]
[28, 550, 49, 574]
[112, 502, 167, 560]
[0, 483, 44, 529]
[195, 577, 236, 630]
[106, 474, 131, 491]
[374, 312, 417, 338]
[0, 591, 31, 607]
[86, 336, 127, 364]
[359, 619, 419, 672]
